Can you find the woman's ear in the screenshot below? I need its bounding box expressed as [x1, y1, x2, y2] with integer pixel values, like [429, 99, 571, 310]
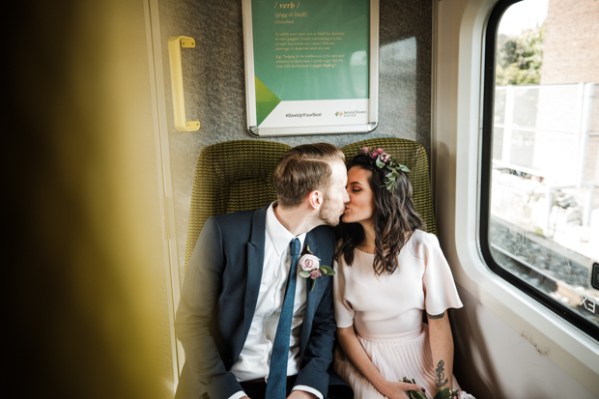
[308, 190, 323, 209]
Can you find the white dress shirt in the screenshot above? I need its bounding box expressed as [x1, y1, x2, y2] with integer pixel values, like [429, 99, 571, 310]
[228, 203, 322, 399]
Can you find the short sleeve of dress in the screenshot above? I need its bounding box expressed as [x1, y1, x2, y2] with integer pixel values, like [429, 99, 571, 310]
[421, 232, 463, 316]
[333, 259, 355, 328]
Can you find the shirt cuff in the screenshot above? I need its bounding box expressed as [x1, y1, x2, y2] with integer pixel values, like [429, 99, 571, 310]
[293, 385, 324, 399]
[228, 385, 323, 399]
[227, 391, 247, 399]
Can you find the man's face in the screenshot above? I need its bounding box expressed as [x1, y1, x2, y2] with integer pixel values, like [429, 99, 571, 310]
[318, 159, 349, 226]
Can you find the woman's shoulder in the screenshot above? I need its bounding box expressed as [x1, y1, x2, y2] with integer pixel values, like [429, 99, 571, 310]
[405, 229, 441, 258]
[409, 229, 440, 246]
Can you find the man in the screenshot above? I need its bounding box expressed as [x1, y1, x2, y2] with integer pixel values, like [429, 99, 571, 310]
[175, 143, 352, 399]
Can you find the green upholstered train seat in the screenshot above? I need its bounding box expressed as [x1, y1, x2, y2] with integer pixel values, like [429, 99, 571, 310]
[184, 138, 436, 271]
[340, 138, 437, 235]
[184, 140, 291, 268]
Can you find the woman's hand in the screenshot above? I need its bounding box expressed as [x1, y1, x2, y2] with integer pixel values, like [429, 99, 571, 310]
[379, 379, 425, 399]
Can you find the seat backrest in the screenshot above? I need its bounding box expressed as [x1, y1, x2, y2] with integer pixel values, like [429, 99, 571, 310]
[184, 137, 436, 270]
[184, 140, 291, 268]
[341, 138, 437, 235]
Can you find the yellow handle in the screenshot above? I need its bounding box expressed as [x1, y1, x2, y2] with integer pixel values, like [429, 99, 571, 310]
[167, 36, 200, 132]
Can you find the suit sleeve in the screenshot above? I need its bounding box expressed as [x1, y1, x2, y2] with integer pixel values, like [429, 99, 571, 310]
[175, 217, 242, 398]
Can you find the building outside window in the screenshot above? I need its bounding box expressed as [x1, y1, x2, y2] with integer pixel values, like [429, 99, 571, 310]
[483, 0, 599, 336]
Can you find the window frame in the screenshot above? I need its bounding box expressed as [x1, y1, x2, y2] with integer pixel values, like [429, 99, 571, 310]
[479, 0, 599, 340]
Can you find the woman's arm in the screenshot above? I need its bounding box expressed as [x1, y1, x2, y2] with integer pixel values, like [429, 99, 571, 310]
[427, 312, 455, 397]
[336, 327, 423, 399]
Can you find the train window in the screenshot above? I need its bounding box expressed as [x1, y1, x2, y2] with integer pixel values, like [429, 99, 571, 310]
[481, 0, 599, 338]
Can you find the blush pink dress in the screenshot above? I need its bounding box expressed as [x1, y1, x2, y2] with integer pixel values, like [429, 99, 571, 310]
[333, 230, 476, 399]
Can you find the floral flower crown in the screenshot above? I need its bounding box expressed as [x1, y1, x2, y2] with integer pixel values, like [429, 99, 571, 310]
[360, 147, 410, 191]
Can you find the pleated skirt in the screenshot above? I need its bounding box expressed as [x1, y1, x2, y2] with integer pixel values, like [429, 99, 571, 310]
[334, 327, 476, 399]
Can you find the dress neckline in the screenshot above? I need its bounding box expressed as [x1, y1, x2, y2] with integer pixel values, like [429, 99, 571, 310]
[355, 247, 375, 255]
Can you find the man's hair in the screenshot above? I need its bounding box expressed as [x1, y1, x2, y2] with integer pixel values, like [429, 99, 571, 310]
[273, 143, 345, 207]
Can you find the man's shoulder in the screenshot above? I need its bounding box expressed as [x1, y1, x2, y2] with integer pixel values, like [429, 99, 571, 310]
[208, 206, 267, 230]
[212, 208, 256, 222]
[308, 224, 336, 242]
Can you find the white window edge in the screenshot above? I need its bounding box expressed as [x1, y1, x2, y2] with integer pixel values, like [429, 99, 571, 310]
[433, 0, 599, 394]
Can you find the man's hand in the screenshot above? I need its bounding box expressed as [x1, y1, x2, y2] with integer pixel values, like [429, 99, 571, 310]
[288, 390, 317, 399]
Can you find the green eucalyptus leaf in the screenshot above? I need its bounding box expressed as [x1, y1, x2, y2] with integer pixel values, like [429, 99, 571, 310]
[299, 271, 311, 278]
[433, 388, 460, 399]
[402, 377, 427, 399]
[408, 390, 428, 399]
[320, 265, 335, 275]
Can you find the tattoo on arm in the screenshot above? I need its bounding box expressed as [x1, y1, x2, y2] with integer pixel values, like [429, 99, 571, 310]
[435, 360, 448, 388]
[427, 312, 446, 319]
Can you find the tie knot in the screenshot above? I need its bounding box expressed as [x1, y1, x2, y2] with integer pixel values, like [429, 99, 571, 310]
[290, 238, 301, 257]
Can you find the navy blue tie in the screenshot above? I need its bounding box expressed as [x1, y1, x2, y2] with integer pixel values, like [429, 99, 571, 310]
[265, 237, 301, 398]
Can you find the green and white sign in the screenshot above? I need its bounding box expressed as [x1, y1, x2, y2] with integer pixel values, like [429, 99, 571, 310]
[242, 0, 379, 136]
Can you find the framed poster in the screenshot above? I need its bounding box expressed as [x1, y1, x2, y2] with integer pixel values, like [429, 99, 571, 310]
[242, 0, 379, 136]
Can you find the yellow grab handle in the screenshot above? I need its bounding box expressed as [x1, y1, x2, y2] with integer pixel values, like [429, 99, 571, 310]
[167, 36, 200, 132]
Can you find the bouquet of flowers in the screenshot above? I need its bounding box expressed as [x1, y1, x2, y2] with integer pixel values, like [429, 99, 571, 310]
[402, 378, 460, 399]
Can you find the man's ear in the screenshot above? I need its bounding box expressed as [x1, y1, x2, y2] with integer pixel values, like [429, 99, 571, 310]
[307, 190, 323, 209]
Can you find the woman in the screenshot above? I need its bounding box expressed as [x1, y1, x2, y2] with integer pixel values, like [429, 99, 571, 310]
[333, 147, 475, 399]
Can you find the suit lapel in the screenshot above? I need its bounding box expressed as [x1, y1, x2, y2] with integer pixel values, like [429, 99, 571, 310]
[302, 233, 321, 320]
[242, 206, 268, 334]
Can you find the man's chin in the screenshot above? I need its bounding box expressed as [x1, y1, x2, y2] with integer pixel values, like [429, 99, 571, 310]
[319, 214, 342, 227]
[326, 218, 341, 227]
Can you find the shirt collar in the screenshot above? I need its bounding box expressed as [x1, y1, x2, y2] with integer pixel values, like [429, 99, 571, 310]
[266, 202, 306, 257]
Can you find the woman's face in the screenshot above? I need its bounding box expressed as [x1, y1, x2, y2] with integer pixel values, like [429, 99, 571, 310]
[341, 166, 375, 225]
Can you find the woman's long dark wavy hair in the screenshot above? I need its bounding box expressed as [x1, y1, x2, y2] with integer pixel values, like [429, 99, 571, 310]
[335, 152, 425, 275]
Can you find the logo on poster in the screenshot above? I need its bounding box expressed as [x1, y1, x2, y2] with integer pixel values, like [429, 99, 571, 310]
[335, 110, 366, 118]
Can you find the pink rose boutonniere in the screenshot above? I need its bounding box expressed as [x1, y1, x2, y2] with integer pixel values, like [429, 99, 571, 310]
[298, 246, 335, 290]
